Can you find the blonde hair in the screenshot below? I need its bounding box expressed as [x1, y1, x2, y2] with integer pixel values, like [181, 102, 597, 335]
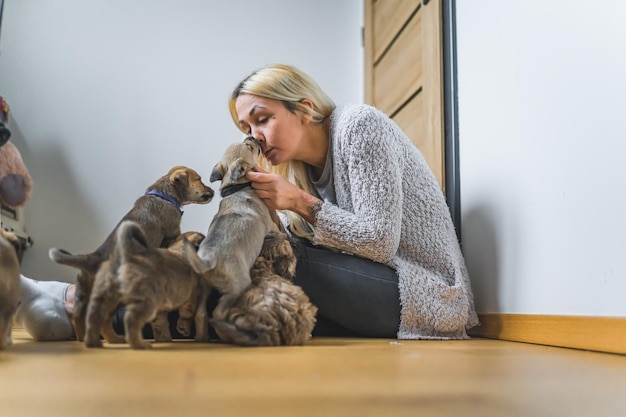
[229, 63, 336, 239]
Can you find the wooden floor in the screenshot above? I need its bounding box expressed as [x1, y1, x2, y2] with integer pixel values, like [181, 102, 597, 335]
[2, 328, 626, 417]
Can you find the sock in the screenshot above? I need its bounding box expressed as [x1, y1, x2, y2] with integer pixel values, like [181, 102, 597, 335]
[14, 275, 74, 341]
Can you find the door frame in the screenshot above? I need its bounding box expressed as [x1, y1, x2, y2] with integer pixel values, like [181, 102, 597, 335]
[442, 0, 462, 244]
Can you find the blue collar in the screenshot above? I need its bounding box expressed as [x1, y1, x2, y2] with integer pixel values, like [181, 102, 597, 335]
[145, 190, 183, 215]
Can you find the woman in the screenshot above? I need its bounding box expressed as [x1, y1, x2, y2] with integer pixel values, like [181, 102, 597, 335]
[17, 63, 478, 341]
[232, 63, 478, 339]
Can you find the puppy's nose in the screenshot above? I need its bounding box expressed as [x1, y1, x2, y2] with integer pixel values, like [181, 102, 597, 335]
[202, 188, 215, 200]
[245, 136, 262, 153]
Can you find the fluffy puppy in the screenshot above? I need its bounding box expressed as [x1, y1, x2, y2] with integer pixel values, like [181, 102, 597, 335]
[49, 166, 213, 341]
[204, 232, 318, 346]
[191, 137, 280, 332]
[85, 221, 208, 349]
[0, 229, 20, 350]
[84, 229, 206, 347]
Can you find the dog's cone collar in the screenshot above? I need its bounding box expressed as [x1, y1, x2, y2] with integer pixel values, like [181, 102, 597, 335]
[220, 182, 252, 198]
[145, 190, 183, 215]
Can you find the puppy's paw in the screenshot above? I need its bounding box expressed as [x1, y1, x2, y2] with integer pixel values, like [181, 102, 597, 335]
[153, 331, 172, 343]
[260, 233, 297, 279]
[130, 340, 152, 350]
[151, 314, 172, 342]
[177, 317, 193, 337]
[105, 334, 125, 344]
[84, 338, 103, 349]
[193, 332, 209, 343]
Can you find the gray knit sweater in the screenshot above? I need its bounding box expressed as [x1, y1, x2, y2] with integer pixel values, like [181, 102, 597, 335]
[312, 104, 479, 339]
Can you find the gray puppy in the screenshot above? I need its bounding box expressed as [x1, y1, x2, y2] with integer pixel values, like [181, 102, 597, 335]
[0, 229, 21, 350]
[85, 220, 209, 349]
[190, 137, 281, 336]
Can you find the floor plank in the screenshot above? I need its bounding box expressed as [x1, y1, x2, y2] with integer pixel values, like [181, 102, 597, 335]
[2, 328, 626, 417]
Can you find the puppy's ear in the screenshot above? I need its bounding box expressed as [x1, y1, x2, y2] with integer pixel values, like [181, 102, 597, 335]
[229, 158, 254, 181]
[169, 167, 189, 185]
[210, 162, 226, 182]
[182, 231, 205, 250]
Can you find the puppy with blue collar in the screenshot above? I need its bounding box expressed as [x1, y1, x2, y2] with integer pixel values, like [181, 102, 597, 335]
[49, 165, 214, 342]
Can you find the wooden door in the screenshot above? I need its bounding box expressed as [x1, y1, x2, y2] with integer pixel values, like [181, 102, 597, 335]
[363, 0, 445, 190]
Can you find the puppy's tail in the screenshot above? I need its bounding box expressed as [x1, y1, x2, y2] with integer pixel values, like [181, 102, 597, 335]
[48, 248, 100, 276]
[115, 220, 149, 264]
[209, 318, 272, 347]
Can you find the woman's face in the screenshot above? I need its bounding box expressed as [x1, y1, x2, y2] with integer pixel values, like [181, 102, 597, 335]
[235, 94, 306, 166]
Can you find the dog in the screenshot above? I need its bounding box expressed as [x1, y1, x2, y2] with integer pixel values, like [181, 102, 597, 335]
[85, 220, 209, 349]
[49, 166, 214, 341]
[185, 137, 317, 345]
[0, 229, 20, 350]
[205, 232, 317, 346]
[164, 231, 207, 339]
[190, 137, 281, 332]
[83, 228, 206, 348]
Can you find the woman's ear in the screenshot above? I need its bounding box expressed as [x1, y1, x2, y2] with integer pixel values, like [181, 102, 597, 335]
[299, 98, 315, 124]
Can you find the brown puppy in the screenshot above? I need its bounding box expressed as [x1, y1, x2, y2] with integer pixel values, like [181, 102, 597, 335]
[0, 229, 20, 350]
[205, 232, 318, 346]
[85, 221, 208, 349]
[49, 166, 213, 341]
[164, 231, 207, 339]
[84, 229, 206, 347]
[190, 137, 281, 336]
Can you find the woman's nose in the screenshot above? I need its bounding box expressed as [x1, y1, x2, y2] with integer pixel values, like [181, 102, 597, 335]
[250, 128, 264, 143]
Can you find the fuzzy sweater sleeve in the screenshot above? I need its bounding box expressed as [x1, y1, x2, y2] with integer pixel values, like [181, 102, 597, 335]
[312, 105, 404, 264]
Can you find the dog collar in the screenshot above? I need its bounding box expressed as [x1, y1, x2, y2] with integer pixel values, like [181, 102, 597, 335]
[220, 182, 252, 198]
[145, 190, 183, 215]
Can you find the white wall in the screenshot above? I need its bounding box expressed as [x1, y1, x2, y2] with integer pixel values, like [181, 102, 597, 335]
[8, 0, 620, 319]
[0, 0, 363, 281]
[457, 2, 626, 316]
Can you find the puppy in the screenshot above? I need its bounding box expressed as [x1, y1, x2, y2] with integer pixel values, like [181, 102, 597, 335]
[205, 232, 318, 346]
[190, 137, 281, 333]
[185, 137, 317, 344]
[84, 229, 206, 347]
[164, 231, 207, 339]
[49, 166, 213, 341]
[85, 221, 208, 349]
[0, 229, 20, 350]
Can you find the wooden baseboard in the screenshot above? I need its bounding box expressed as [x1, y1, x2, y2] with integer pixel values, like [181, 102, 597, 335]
[469, 313, 626, 355]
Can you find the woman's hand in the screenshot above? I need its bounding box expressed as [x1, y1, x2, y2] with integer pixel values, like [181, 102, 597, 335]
[245, 166, 297, 211]
[246, 166, 322, 224]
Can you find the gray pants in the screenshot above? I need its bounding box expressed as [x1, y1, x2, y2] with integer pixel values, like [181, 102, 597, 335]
[292, 240, 401, 338]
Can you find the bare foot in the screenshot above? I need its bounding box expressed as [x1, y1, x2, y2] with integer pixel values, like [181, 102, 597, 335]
[63, 284, 77, 338]
[64, 284, 76, 316]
